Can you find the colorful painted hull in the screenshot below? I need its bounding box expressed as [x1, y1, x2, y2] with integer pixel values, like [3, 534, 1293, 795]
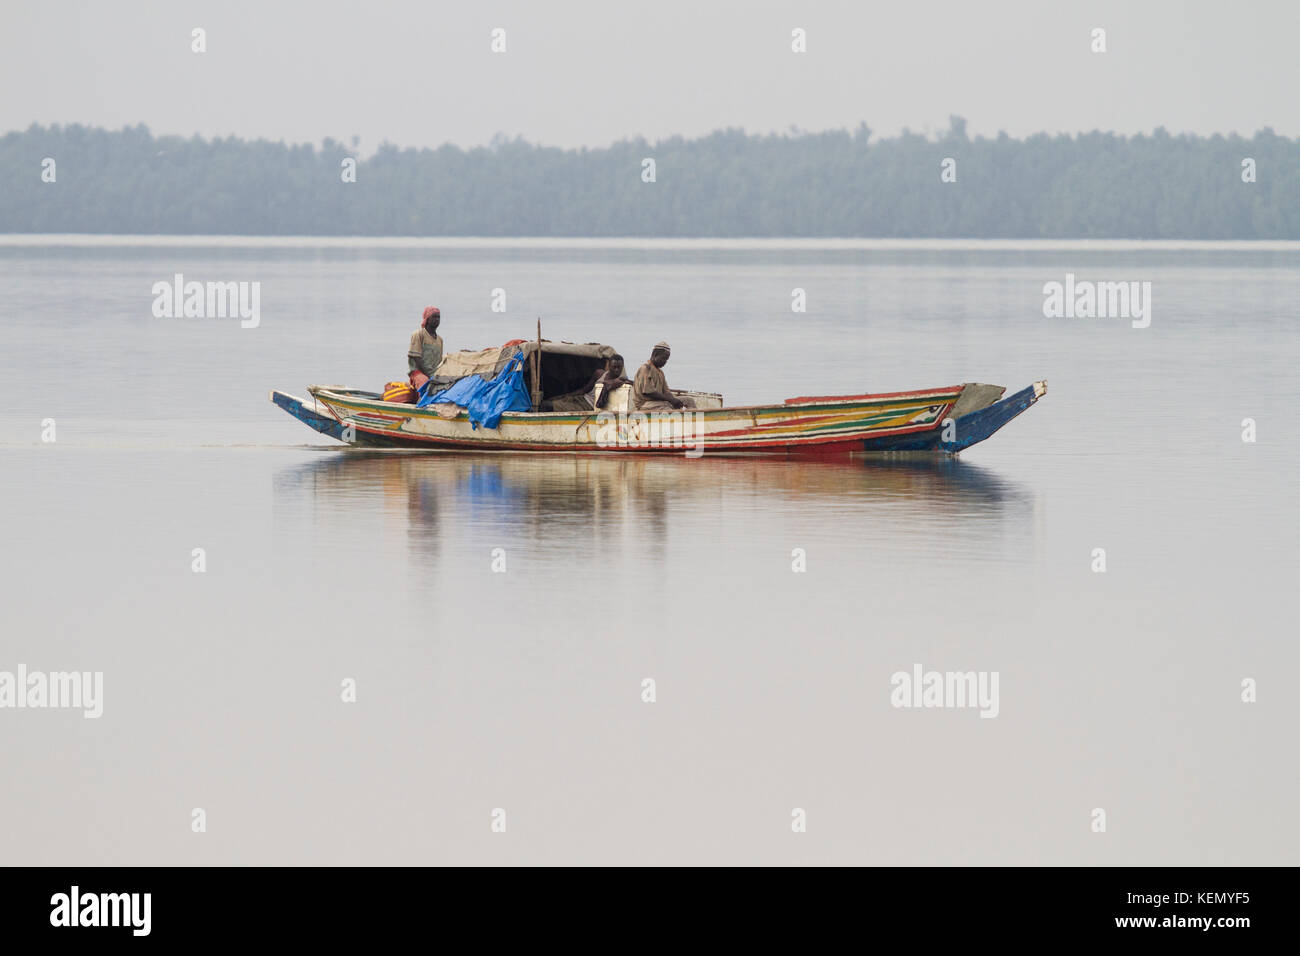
[271, 380, 1046, 456]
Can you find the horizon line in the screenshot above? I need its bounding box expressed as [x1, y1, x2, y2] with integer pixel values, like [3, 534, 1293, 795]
[4, 235, 1300, 251]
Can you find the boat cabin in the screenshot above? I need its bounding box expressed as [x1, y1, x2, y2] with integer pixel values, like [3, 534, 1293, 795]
[435, 340, 722, 411]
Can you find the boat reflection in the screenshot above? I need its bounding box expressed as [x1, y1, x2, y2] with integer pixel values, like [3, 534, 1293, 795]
[274, 451, 1039, 569]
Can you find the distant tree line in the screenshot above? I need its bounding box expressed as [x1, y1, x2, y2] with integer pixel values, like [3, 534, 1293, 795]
[1, 118, 1296, 237]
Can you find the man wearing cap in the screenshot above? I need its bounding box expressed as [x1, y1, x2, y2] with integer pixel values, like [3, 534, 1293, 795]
[633, 341, 695, 411]
[408, 307, 444, 391]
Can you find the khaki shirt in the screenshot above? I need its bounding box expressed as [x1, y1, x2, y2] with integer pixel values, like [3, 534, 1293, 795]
[633, 361, 669, 409]
[408, 328, 444, 376]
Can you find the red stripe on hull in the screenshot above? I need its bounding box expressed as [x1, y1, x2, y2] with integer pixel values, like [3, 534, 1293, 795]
[783, 386, 963, 405]
[347, 418, 942, 453]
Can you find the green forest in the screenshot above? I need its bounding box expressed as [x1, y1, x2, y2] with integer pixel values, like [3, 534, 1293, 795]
[2, 118, 1296, 237]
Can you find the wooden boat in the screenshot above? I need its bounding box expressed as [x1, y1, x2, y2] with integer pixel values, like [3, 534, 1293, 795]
[270, 339, 1045, 456]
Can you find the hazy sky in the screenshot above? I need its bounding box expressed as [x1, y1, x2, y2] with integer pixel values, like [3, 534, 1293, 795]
[3, 0, 1297, 151]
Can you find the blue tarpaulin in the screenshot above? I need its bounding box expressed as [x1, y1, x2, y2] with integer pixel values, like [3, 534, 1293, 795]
[416, 374, 483, 409]
[416, 353, 531, 430]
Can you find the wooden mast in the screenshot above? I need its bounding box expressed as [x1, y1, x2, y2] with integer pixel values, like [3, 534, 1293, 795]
[530, 317, 543, 410]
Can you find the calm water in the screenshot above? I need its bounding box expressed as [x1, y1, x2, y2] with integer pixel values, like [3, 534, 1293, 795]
[1, 238, 1297, 865]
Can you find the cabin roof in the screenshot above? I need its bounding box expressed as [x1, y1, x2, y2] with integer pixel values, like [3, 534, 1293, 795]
[436, 340, 616, 381]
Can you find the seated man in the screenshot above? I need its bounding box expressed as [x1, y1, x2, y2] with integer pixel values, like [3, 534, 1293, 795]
[407, 306, 445, 391]
[633, 342, 695, 410]
[543, 355, 633, 412]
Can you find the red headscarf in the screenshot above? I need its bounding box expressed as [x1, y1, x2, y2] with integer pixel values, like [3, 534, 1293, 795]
[422, 306, 440, 328]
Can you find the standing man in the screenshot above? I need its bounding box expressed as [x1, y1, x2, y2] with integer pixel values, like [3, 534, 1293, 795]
[633, 341, 695, 410]
[408, 307, 444, 391]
